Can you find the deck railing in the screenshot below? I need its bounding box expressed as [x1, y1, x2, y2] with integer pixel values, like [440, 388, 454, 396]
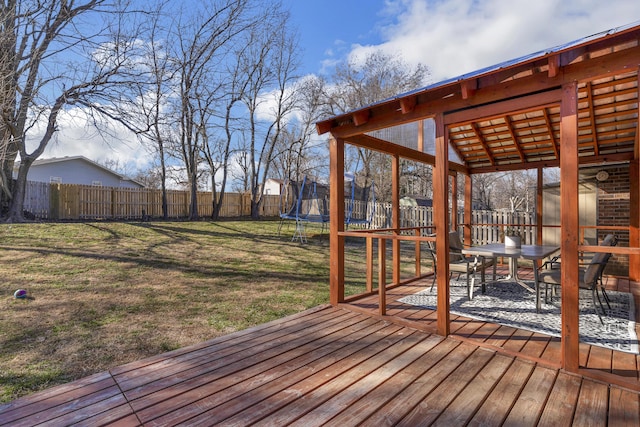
[338, 223, 632, 314]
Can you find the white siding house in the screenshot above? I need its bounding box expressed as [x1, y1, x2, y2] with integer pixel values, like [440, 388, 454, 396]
[262, 178, 284, 195]
[14, 156, 144, 188]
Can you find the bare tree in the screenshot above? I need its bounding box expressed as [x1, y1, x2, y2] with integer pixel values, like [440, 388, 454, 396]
[239, 7, 300, 219]
[473, 173, 502, 211]
[127, 2, 178, 219]
[168, 0, 257, 219]
[325, 51, 430, 201]
[229, 148, 251, 193]
[270, 75, 330, 182]
[200, 18, 257, 220]
[0, 0, 146, 222]
[472, 170, 537, 212]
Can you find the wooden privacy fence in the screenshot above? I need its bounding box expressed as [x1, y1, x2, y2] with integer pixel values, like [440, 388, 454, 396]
[24, 181, 533, 242]
[363, 200, 536, 245]
[24, 182, 280, 220]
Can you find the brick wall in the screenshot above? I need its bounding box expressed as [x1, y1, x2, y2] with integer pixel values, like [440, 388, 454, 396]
[596, 165, 629, 276]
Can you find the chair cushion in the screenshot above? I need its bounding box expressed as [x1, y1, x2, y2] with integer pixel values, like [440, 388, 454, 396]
[601, 234, 617, 247]
[448, 256, 494, 273]
[539, 269, 586, 286]
[449, 260, 473, 273]
[449, 231, 468, 262]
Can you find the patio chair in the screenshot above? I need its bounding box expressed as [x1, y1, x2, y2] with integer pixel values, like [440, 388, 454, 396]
[540, 236, 597, 271]
[538, 234, 617, 323]
[427, 231, 496, 300]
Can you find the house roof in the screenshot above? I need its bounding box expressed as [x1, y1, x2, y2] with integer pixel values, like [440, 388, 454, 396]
[22, 156, 144, 186]
[316, 21, 640, 175]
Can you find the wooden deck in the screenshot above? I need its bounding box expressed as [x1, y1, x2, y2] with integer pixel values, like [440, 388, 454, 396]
[2, 273, 640, 425]
[345, 267, 640, 390]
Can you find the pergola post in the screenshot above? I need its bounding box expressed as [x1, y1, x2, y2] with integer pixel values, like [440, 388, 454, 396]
[392, 153, 401, 285]
[537, 168, 543, 245]
[630, 70, 640, 281]
[464, 174, 472, 245]
[451, 172, 458, 233]
[631, 160, 640, 281]
[434, 113, 450, 336]
[560, 82, 580, 372]
[329, 136, 345, 305]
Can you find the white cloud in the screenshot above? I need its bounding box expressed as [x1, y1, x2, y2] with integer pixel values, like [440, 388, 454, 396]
[25, 106, 152, 172]
[353, 0, 640, 82]
[22, 1, 640, 172]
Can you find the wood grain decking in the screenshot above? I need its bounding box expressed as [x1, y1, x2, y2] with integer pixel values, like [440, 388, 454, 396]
[2, 275, 640, 425]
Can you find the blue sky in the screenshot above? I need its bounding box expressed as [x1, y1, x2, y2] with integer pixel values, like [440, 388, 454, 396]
[284, 0, 640, 83]
[283, 0, 389, 75]
[37, 0, 640, 169]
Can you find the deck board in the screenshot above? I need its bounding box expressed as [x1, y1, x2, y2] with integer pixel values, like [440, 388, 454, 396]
[573, 380, 610, 426]
[612, 350, 638, 378]
[429, 353, 514, 426]
[359, 341, 477, 426]
[325, 338, 458, 426]
[395, 347, 497, 426]
[253, 329, 426, 426]
[538, 371, 583, 424]
[287, 334, 444, 427]
[0, 373, 127, 426]
[143, 327, 410, 425]
[191, 320, 396, 425]
[469, 358, 536, 425]
[133, 311, 369, 423]
[503, 365, 557, 425]
[587, 344, 614, 372]
[608, 386, 640, 425]
[3, 275, 640, 427]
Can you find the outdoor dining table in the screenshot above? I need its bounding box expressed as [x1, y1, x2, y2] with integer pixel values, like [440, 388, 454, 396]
[461, 243, 560, 312]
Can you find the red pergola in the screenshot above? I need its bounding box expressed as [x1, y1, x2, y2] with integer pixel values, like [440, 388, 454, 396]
[317, 22, 640, 378]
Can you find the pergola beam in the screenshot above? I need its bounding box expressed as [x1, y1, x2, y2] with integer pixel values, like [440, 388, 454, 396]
[505, 116, 526, 161]
[548, 54, 560, 78]
[470, 151, 634, 174]
[345, 133, 468, 174]
[542, 107, 560, 159]
[471, 122, 496, 166]
[444, 90, 561, 126]
[319, 44, 640, 140]
[460, 79, 478, 99]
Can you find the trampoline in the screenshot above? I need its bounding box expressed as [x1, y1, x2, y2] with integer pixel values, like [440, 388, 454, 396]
[278, 175, 375, 242]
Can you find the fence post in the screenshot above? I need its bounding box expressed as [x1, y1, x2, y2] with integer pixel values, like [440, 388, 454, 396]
[50, 184, 59, 220]
[111, 187, 117, 219]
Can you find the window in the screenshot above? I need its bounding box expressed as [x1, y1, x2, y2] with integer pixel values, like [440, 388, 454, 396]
[91, 181, 102, 187]
[50, 176, 62, 183]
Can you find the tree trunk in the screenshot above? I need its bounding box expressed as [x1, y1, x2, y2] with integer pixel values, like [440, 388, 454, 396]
[212, 188, 224, 220]
[189, 178, 198, 220]
[5, 160, 32, 222]
[0, 158, 15, 217]
[251, 197, 261, 219]
[159, 147, 168, 219]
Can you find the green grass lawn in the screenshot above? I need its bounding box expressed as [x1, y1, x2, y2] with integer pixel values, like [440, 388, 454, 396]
[0, 220, 349, 402]
[0, 219, 432, 402]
